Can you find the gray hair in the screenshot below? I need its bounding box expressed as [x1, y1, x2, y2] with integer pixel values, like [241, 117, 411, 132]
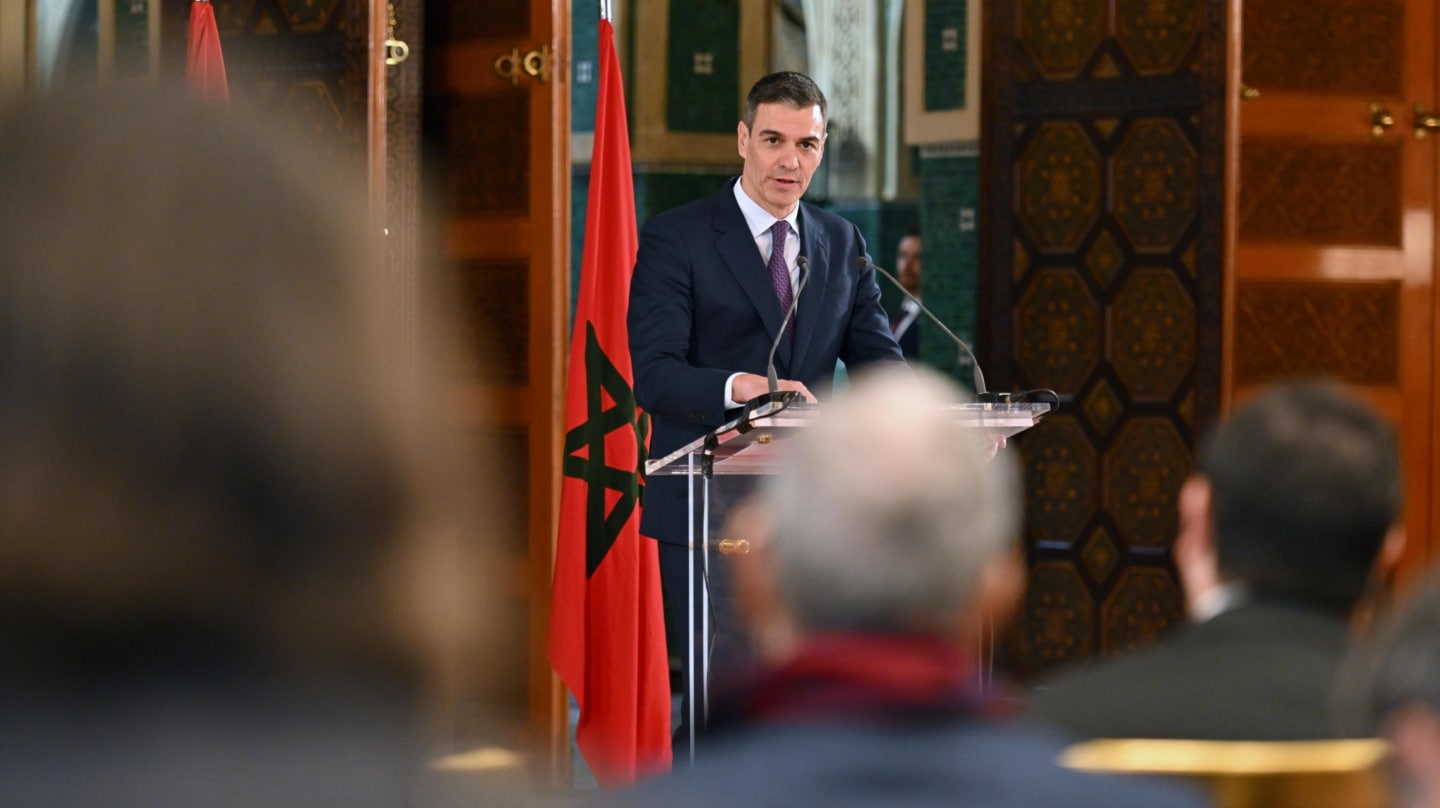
[762, 366, 1021, 634]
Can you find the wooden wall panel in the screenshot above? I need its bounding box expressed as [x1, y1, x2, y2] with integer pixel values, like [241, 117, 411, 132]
[984, 0, 1227, 680]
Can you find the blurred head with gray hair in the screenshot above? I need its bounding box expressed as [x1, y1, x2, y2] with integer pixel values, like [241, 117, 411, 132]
[760, 366, 1023, 639]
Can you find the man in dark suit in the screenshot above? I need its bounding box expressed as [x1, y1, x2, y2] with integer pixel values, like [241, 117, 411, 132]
[628, 71, 904, 746]
[1026, 380, 1406, 741]
[617, 368, 1206, 807]
[890, 228, 922, 359]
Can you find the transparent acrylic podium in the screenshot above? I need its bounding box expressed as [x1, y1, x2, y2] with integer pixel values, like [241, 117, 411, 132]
[644, 396, 1051, 761]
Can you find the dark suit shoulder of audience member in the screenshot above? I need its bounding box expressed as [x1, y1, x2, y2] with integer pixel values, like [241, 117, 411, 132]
[1026, 380, 1404, 742]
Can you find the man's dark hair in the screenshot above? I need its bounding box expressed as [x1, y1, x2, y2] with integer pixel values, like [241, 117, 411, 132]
[1199, 380, 1402, 610]
[742, 71, 827, 129]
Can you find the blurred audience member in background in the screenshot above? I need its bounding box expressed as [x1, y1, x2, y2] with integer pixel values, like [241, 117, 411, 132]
[0, 85, 504, 807]
[618, 366, 1206, 807]
[889, 228, 922, 360]
[1338, 571, 1440, 808]
[1028, 380, 1405, 741]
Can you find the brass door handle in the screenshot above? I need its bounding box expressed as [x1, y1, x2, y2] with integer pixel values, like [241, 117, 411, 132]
[1370, 103, 1396, 137]
[384, 39, 410, 66]
[383, 3, 408, 67]
[1240, 84, 1260, 101]
[523, 44, 550, 83]
[494, 45, 550, 86]
[1416, 105, 1440, 139]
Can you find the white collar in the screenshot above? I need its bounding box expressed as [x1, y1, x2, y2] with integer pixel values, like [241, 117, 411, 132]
[733, 179, 799, 240]
[1191, 582, 1249, 623]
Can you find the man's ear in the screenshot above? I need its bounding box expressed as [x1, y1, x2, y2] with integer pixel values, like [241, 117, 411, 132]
[1175, 475, 1219, 615]
[964, 547, 1026, 643]
[736, 121, 749, 158]
[1377, 523, 1406, 574]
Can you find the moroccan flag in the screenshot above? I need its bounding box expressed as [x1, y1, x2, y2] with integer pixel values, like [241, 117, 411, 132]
[547, 18, 672, 786]
[186, 0, 229, 105]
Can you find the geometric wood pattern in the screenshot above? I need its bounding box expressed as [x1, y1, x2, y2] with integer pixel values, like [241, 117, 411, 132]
[1109, 268, 1196, 402]
[1115, 0, 1202, 75]
[985, 0, 1225, 679]
[1024, 415, 1100, 547]
[1113, 119, 1197, 252]
[1241, 0, 1403, 96]
[1018, 0, 1107, 80]
[1016, 269, 1103, 395]
[1102, 566, 1186, 652]
[1010, 561, 1097, 669]
[1104, 417, 1189, 549]
[1239, 143, 1402, 247]
[1017, 123, 1103, 251]
[1233, 280, 1401, 387]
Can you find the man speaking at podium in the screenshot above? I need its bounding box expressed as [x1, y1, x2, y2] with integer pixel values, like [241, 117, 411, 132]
[628, 71, 904, 748]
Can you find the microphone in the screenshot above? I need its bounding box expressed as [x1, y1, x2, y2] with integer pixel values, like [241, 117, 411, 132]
[765, 254, 811, 396]
[860, 256, 990, 398]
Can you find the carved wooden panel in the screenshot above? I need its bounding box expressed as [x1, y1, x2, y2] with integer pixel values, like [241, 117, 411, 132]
[1240, 142, 1402, 247]
[439, 3, 530, 40]
[1016, 122, 1103, 251]
[1114, 0, 1202, 75]
[986, 0, 1226, 679]
[1103, 567, 1185, 652]
[434, 94, 531, 214]
[1012, 562, 1097, 668]
[454, 259, 529, 385]
[1024, 415, 1100, 546]
[1242, 0, 1403, 96]
[1104, 417, 1189, 549]
[1112, 119, 1197, 252]
[1015, 268, 1103, 394]
[1018, 0, 1108, 80]
[1110, 268, 1196, 402]
[1233, 280, 1400, 387]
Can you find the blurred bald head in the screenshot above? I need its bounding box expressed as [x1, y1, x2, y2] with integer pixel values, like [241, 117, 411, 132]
[762, 366, 1022, 636]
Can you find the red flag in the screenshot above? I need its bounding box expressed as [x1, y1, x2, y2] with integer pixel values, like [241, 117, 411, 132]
[186, 0, 230, 106]
[547, 18, 672, 786]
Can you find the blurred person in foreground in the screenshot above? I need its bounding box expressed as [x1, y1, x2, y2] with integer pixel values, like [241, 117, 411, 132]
[1337, 571, 1440, 808]
[617, 366, 1206, 807]
[1028, 380, 1405, 741]
[0, 85, 506, 806]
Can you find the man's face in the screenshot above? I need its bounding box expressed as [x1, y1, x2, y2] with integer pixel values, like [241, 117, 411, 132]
[737, 102, 827, 219]
[896, 234, 922, 294]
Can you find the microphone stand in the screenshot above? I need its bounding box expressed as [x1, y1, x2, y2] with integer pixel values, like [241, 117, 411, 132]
[861, 257, 994, 400]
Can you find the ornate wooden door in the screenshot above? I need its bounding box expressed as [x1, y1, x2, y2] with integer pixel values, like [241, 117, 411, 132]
[1228, 0, 1438, 578]
[422, 0, 571, 775]
[981, 0, 1228, 679]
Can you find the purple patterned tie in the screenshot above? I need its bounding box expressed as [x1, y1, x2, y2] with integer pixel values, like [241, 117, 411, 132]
[768, 220, 794, 334]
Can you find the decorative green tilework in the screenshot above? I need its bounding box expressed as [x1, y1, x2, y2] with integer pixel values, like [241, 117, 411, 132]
[666, 0, 740, 134]
[924, 0, 969, 112]
[571, 10, 600, 135]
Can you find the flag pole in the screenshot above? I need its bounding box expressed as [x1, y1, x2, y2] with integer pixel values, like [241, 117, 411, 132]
[600, 0, 611, 22]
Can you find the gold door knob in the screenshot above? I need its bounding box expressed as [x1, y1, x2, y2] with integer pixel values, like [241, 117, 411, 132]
[1415, 105, 1440, 139]
[493, 44, 550, 86]
[384, 39, 410, 66]
[1240, 84, 1260, 101]
[1370, 103, 1396, 137]
[522, 44, 550, 83]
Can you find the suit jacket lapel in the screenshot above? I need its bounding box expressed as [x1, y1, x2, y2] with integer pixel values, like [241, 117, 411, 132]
[713, 182, 793, 367]
[792, 203, 828, 375]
